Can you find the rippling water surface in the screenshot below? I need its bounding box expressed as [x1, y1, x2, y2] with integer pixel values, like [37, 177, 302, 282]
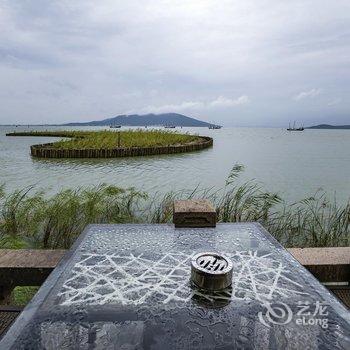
[1, 125, 349, 203]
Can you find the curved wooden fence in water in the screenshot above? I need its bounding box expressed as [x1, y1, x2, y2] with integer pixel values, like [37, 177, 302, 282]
[29, 136, 213, 158]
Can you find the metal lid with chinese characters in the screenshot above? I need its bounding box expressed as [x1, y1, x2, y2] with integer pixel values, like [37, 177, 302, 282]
[191, 252, 233, 290]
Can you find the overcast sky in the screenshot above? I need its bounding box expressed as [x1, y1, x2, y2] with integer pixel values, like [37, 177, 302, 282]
[0, 0, 349, 126]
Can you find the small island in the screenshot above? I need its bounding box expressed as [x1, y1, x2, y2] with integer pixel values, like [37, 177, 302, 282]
[6, 130, 213, 158]
[307, 124, 350, 130]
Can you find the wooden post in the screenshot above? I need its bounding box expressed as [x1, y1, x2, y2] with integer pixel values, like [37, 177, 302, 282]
[0, 285, 13, 305]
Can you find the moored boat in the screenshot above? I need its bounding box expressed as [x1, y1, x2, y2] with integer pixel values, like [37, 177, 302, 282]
[287, 122, 304, 131]
[208, 124, 222, 129]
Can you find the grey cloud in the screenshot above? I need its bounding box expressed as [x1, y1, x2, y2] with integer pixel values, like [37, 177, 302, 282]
[127, 95, 250, 114]
[294, 89, 322, 101]
[0, 0, 349, 126]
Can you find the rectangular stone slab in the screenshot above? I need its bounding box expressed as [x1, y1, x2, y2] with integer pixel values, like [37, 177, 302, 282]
[0, 250, 66, 288]
[288, 247, 350, 282]
[173, 199, 216, 227]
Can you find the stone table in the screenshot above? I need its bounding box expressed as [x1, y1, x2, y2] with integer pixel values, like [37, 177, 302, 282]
[1, 223, 349, 349]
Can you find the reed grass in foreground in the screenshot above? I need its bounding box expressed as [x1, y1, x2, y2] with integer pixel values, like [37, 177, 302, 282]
[0, 165, 348, 251]
[7, 129, 201, 148]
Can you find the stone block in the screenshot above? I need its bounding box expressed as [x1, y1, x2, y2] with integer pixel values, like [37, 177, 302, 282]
[173, 199, 216, 228]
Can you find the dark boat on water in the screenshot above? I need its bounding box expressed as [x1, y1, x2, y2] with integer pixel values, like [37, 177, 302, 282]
[209, 124, 222, 129]
[164, 125, 176, 128]
[110, 125, 121, 128]
[287, 122, 304, 131]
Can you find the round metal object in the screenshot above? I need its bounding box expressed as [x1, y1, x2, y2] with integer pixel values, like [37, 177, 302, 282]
[191, 252, 233, 291]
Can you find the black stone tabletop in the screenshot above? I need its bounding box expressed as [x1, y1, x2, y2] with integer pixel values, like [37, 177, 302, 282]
[1, 223, 349, 349]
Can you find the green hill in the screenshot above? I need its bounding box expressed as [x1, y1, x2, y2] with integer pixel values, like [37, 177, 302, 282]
[63, 113, 214, 127]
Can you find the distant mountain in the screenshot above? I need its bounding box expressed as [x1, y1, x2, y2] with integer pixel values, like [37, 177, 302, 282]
[63, 113, 214, 127]
[307, 124, 350, 130]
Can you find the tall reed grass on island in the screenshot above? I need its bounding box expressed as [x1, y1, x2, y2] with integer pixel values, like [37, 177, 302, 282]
[8, 129, 201, 148]
[0, 165, 349, 250]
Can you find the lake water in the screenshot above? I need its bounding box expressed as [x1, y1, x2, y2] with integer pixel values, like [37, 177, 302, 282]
[1, 125, 349, 204]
